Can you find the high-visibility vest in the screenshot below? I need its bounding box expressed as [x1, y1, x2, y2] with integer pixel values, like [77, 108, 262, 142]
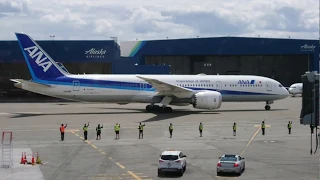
[288, 123, 292, 129]
[115, 125, 120, 131]
[199, 124, 203, 130]
[233, 125, 236, 130]
[261, 124, 265, 128]
[97, 127, 101, 131]
[139, 125, 144, 130]
[60, 126, 65, 132]
[169, 125, 173, 130]
[83, 126, 88, 132]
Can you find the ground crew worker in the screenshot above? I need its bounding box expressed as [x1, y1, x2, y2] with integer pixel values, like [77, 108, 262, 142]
[83, 122, 90, 140]
[199, 122, 203, 137]
[114, 123, 120, 139]
[233, 122, 236, 136]
[310, 124, 314, 134]
[96, 124, 103, 140]
[138, 122, 145, 139]
[287, 121, 292, 134]
[169, 123, 173, 138]
[60, 123, 67, 141]
[261, 121, 265, 135]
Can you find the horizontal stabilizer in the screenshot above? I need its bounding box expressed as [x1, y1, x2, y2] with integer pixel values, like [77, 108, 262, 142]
[10, 79, 51, 88]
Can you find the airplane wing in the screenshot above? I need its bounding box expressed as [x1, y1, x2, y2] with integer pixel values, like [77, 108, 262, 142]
[136, 76, 194, 98]
[10, 79, 52, 87]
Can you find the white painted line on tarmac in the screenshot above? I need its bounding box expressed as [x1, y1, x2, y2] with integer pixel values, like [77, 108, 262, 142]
[13, 112, 44, 114]
[0, 112, 10, 115]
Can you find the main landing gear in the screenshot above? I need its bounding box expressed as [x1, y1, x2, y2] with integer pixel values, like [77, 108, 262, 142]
[265, 101, 273, 110]
[146, 96, 173, 113]
[146, 105, 173, 113]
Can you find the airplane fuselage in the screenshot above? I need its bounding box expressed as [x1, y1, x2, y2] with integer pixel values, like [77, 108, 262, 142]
[18, 74, 289, 105]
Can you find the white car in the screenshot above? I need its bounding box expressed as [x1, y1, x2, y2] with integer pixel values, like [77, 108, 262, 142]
[158, 149, 187, 176]
[217, 154, 245, 176]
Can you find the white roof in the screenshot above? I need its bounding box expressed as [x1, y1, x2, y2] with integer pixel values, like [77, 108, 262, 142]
[161, 149, 181, 155]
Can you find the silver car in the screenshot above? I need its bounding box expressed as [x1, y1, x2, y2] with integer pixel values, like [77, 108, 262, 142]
[216, 154, 245, 176]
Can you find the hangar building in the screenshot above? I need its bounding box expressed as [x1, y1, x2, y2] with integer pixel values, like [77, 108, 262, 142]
[120, 37, 319, 87]
[0, 36, 318, 98]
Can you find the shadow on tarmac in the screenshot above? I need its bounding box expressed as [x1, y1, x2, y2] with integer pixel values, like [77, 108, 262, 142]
[9, 106, 288, 123]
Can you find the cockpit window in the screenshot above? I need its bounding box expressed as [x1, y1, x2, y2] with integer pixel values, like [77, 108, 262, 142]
[279, 84, 283, 87]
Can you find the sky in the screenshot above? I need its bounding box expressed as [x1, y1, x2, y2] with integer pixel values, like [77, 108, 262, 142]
[0, 0, 318, 42]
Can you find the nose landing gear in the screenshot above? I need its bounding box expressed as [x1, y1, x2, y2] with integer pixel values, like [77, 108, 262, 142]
[265, 101, 273, 110]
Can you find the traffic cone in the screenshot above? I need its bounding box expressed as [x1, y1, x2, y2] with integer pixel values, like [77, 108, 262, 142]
[36, 152, 42, 165]
[24, 152, 27, 164]
[20, 152, 25, 164]
[31, 153, 35, 165]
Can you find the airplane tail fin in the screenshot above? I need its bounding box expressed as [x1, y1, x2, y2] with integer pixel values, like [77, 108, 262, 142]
[15, 33, 68, 80]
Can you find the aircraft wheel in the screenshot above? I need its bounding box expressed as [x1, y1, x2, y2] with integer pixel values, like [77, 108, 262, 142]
[146, 105, 153, 111]
[158, 107, 165, 113]
[265, 105, 271, 110]
[165, 107, 172, 113]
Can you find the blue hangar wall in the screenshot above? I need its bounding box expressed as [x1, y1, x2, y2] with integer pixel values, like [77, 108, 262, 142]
[0, 40, 120, 77]
[0, 40, 169, 78]
[120, 37, 319, 86]
[0, 37, 318, 84]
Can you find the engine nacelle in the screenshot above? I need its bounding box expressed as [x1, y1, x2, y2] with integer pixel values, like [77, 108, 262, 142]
[192, 91, 222, 109]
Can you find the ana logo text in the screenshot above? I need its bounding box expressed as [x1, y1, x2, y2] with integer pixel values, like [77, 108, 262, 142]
[300, 44, 315, 52]
[85, 48, 106, 58]
[238, 80, 255, 84]
[24, 46, 52, 72]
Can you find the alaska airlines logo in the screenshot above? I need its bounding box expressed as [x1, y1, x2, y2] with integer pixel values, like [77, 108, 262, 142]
[300, 44, 315, 52]
[238, 80, 255, 84]
[85, 48, 106, 58]
[24, 46, 52, 72]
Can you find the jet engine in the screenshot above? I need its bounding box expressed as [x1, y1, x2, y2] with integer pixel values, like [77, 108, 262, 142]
[192, 91, 222, 109]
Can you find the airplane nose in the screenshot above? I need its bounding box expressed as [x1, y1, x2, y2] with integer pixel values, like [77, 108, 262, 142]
[283, 88, 290, 97]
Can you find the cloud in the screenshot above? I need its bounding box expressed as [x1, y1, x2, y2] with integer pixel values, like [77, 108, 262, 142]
[0, 0, 318, 41]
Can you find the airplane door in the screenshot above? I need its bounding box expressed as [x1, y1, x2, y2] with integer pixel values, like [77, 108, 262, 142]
[140, 81, 148, 90]
[216, 81, 222, 91]
[73, 80, 80, 91]
[266, 81, 272, 91]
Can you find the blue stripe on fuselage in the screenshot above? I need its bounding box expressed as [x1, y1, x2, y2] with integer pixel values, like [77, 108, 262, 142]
[32, 76, 277, 96]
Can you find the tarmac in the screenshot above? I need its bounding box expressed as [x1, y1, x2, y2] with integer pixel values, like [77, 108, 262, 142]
[0, 96, 318, 180]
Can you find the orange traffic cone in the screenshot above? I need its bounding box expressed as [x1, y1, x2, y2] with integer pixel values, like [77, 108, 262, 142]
[20, 152, 25, 164]
[31, 153, 35, 165]
[24, 152, 27, 164]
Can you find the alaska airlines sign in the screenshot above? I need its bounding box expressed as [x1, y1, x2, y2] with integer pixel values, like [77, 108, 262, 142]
[85, 48, 107, 59]
[300, 44, 315, 52]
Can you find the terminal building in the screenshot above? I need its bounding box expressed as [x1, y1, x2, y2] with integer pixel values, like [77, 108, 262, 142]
[0, 36, 318, 98]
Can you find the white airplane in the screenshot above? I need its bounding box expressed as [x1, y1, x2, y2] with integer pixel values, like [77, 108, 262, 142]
[288, 83, 303, 97]
[10, 33, 289, 113]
